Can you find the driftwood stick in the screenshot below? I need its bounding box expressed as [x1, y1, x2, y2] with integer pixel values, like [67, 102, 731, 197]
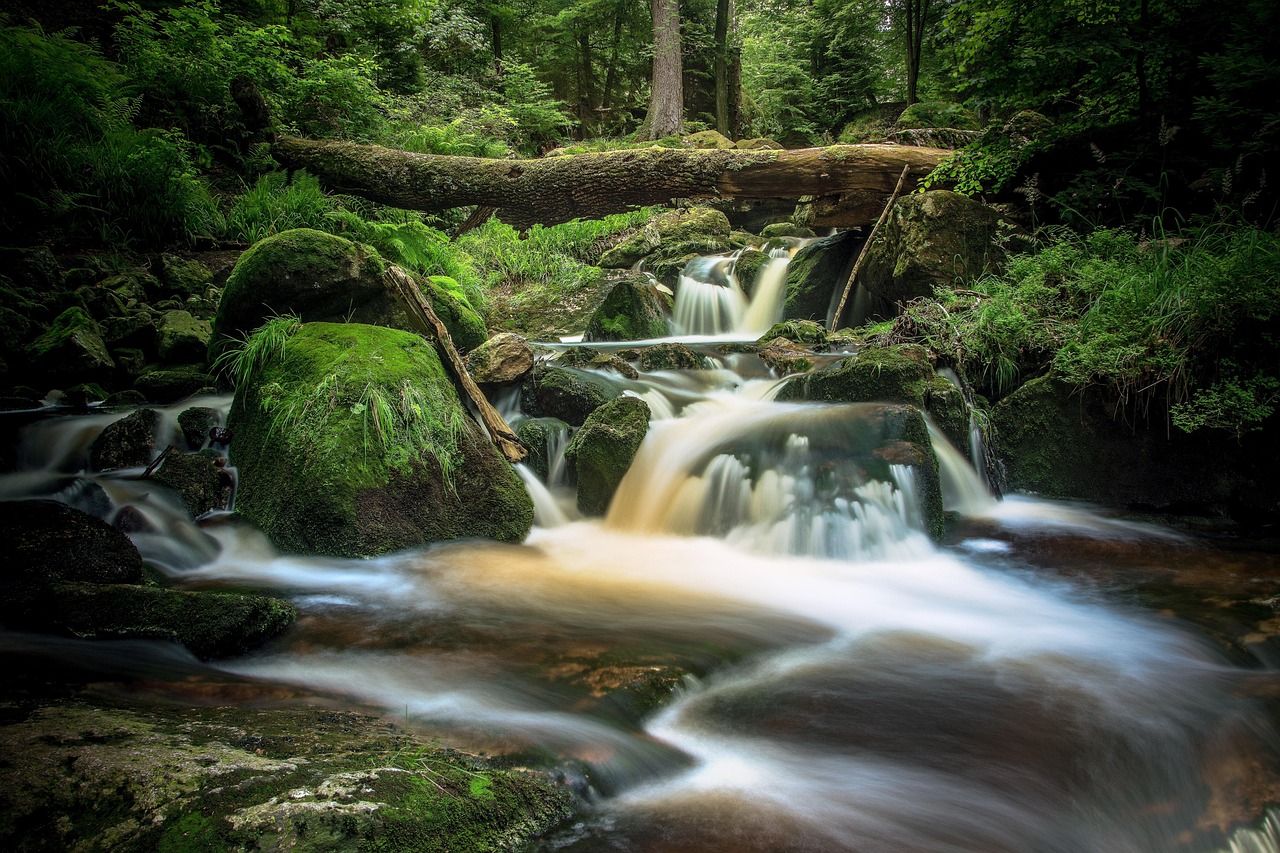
[830, 164, 911, 330]
[383, 265, 527, 463]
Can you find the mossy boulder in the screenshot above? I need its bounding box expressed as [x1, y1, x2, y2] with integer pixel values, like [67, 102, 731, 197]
[778, 344, 969, 450]
[152, 449, 232, 518]
[637, 342, 711, 372]
[599, 207, 732, 268]
[583, 274, 670, 342]
[0, 499, 144, 594]
[735, 137, 784, 150]
[521, 365, 622, 426]
[101, 311, 160, 358]
[683, 129, 735, 149]
[466, 332, 535, 384]
[855, 191, 1020, 318]
[758, 338, 815, 375]
[89, 408, 160, 471]
[157, 309, 212, 364]
[134, 364, 215, 403]
[0, 703, 573, 853]
[424, 275, 487, 353]
[783, 230, 863, 322]
[870, 404, 946, 541]
[155, 253, 214, 298]
[732, 248, 770, 297]
[557, 346, 639, 379]
[516, 417, 571, 482]
[759, 319, 828, 347]
[229, 322, 532, 557]
[27, 307, 115, 385]
[761, 222, 816, 239]
[564, 396, 651, 515]
[177, 406, 219, 450]
[896, 101, 980, 130]
[210, 229, 397, 360]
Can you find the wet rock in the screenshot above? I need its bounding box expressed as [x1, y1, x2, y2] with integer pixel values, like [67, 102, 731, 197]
[113, 505, 154, 534]
[105, 389, 147, 407]
[423, 274, 487, 353]
[783, 230, 863, 322]
[152, 449, 231, 518]
[522, 365, 622, 426]
[134, 365, 216, 403]
[778, 344, 969, 451]
[600, 207, 732, 269]
[177, 406, 218, 450]
[761, 222, 816, 239]
[466, 332, 534, 384]
[58, 480, 113, 520]
[758, 338, 815, 375]
[732, 248, 771, 296]
[637, 342, 711, 372]
[157, 309, 212, 364]
[557, 346, 639, 380]
[27, 307, 115, 384]
[45, 583, 295, 659]
[583, 273, 669, 342]
[855, 191, 1021, 319]
[229, 322, 532, 557]
[565, 395, 651, 515]
[759, 319, 828, 347]
[0, 703, 572, 853]
[517, 417, 571, 482]
[89, 408, 160, 471]
[62, 382, 108, 408]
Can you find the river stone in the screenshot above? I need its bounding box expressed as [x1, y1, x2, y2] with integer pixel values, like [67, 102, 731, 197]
[177, 406, 218, 449]
[732, 248, 770, 297]
[521, 365, 622, 427]
[583, 274, 669, 342]
[637, 342, 711, 372]
[854, 191, 1020, 319]
[783, 230, 863, 323]
[565, 395, 651, 515]
[600, 207, 732, 268]
[778, 344, 969, 451]
[761, 222, 816, 239]
[134, 364, 216, 403]
[758, 338, 815, 375]
[152, 449, 232, 518]
[101, 311, 160, 357]
[229, 322, 532, 557]
[557, 346, 639, 380]
[155, 253, 213, 298]
[157, 309, 212, 364]
[90, 408, 160, 471]
[0, 703, 572, 853]
[466, 332, 534, 384]
[516, 417, 571, 483]
[759, 319, 828, 347]
[27, 307, 115, 385]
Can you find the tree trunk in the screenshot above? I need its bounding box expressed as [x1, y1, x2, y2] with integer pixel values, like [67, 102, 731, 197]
[714, 0, 733, 137]
[643, 0, 684, 139]
[273, 135, 948, 229]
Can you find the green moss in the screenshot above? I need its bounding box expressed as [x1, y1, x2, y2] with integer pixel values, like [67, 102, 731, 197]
[134, 365, 215, 403]
[424, 276, 487, 352]
[27, 306, 115, 381]
[229, 322, 532, 556]
[583, 275, 669, 342]
[637, 342, 711, 372]
[732, 248, 770, 296]
[783, 231, 860, 322]
[522, 365, 621, 426]
[152, 449, 229, 518]
[515, 418, 570, 482]
[759, 319, 828, 346]
[564, 396, 650, 515]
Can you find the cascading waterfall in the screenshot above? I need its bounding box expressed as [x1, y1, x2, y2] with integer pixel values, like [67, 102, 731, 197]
[672, 240, 804, 338]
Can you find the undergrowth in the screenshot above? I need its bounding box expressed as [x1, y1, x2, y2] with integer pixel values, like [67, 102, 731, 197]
[881, 223, 1280, 437]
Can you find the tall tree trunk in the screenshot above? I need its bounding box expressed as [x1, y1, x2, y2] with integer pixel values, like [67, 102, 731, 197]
[714, 0, 733, 137]
[642, 0, 684, 139]
[602, 12, 625, 110]
[902, 0, 930, 105]
[490, 15, 503, 76]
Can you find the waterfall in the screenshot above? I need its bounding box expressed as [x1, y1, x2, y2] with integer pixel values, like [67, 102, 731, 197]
[671, 242, 800, 339]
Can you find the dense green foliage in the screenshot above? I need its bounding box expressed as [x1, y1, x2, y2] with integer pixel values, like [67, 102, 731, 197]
[885, 225, 1280, 437]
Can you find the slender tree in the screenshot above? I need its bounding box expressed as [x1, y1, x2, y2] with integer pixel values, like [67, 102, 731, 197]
[642, 0, 684, 138]
[713, 0, 739, 136]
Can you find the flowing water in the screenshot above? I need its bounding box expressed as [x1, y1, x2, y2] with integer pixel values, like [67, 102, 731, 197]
[4, 252, 1280, 852]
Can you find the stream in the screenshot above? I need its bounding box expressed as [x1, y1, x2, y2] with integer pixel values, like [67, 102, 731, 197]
[3, 246, 1280, 852]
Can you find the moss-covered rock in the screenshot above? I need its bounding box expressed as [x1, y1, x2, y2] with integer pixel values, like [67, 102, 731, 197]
[89, 408, 160, 471]
[599, 207, 732, 269]
[229, 322, 532, 557]
[759, 319, 828, 347]
[735, 137, 784, 150]
[565, 396, 650, 515]
[105, 389, 147, 407]
[152, 449, 232, 518]
[896, 101, 980, 130]
[521, 365, 622, 426]
[0, 498, 144, 593]
[134, 365, 215, 403]
[758, 338, 815, 375]
[177, 406, 219, 450]
[158, 310, 212, 365]
[210, 229, 399, 361]
[684, 130, 736, 149]
[871, 404, 946, 541]
[101, 311, 160, 358]
[0, 703, 573, 853]
[424, 275, 487, 353]
[637, 342, 712, 372]
[778, 344, 969, 450]
[855, 191, 1020, 318]
[556, 346, 639, 380]
[155, 253, 214, 298]
[27, 306, 115, 385]
[583, 274, 669, 342]
[516, 417, 571, 482]
[761, 222, 816, 239]
[732, 248, 770, 297]
[783, 230, 862, 322]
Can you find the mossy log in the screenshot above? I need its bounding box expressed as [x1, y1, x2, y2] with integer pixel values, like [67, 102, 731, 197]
[273, 136, 949, 228]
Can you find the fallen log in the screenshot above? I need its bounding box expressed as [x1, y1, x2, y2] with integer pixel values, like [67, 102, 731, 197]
[273, 136, 949, 229]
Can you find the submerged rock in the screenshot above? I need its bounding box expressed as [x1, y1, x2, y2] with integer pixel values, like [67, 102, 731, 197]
[517, 417, 572, 482]
[783, 230, 863, 323]
[521, 365, 622, 426]
[177, 406, 219, 450]
[565, 396, 651, 515]
[152, 449, 232, 518]
[0, 703, 572, 853]
[229, 322, 532, 557]
[89, 408, 160, 471]
[583, 273, 669, 342]
[778, 344, 969, 451]
[557, 346, 639, 379]
[466, 332, 535, 384]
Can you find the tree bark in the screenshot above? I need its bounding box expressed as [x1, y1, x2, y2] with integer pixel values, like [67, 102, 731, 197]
[273, 135, 948, 229]
[714, 0, 733, 137]
[643, 0, 684, 139]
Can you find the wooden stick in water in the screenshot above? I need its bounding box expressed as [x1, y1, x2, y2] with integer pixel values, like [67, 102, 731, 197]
[383, 265, 527, 463]
[831, 164, 911, 331]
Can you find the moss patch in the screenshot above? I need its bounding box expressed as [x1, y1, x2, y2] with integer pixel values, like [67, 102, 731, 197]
[564, 396, 650, 515]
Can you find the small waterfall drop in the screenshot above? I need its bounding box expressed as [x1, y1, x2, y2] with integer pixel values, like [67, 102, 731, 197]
[671, 242, 801, 339]
[738, 246, 794, 336]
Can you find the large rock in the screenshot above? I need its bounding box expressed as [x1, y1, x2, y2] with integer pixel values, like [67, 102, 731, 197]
[152, 449, 232, 518]
[0, 703, 572, 853]
[778, 344, 969, 451]
[154, 253, 214, 298]
[133, 364, 216, 403]
[855, 191, 1019, 318]
[229, 322, 533, 557]
[89, 408, 160, 471]
[565, 396, 650, 516]
[600, 207, 732, 269]
[732, 248, 770, 297]
[521, 365, 622, 426]
[26, 307, 115, 385]
[1, 499, 145, 590]
[783, 230, 863, 323]
[423, 274, 487, 353]
[157, 309, 212, 364]
[637, 342, 711, 372]
[583, 274, 669, 342]
[466, 332, 534, 384]
[177, 406, 219, 450]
